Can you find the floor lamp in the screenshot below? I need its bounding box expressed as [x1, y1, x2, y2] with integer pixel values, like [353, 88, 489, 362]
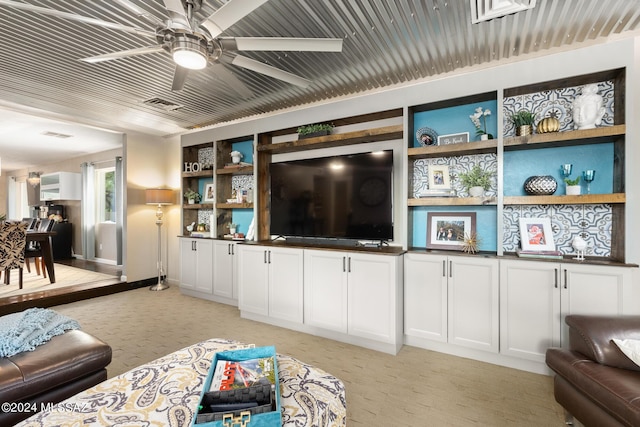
[145, 188, 174, 291]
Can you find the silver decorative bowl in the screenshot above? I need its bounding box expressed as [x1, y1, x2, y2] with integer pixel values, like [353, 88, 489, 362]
[524, 175, 558, 195]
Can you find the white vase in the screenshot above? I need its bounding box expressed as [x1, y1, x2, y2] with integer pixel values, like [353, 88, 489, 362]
[232, 156, 241, 164]
[468, 186, 484, 197]
[566, 185, 581, 195]
[188, 198, 195, 204]
[480, 134, 489, 141]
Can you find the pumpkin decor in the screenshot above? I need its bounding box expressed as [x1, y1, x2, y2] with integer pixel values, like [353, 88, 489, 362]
[536, 111, 560, 133]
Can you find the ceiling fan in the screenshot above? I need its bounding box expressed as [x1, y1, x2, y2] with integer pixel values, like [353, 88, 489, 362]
[0, 0, 343, 96]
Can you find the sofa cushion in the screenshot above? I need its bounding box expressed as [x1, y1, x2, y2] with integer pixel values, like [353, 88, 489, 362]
[612, 339, 640, 368]
[546, 347, 640, 426]
[0, 329, 112, 402]
[567, 315, 640, 372]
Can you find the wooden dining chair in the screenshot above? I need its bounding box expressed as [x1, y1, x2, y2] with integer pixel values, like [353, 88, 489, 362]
[24, 219, 55, 278]
[0, 221, 28, 289]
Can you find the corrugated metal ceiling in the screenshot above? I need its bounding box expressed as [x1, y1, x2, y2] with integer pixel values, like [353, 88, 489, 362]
[0, 0, 639, 137]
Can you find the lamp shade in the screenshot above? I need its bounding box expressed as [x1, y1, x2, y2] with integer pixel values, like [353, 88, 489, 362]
[145, 188, 174, 205]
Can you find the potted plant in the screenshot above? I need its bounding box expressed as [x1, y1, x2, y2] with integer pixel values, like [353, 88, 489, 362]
[510, 109, 536, 136]
[297, 123, 334, 139]
[564, 176, 581, 195]
[229, 223, 238, 234]
[469, 106, 493, 140]
[184, 188, 201, 204]
[458, 165, 494, 197]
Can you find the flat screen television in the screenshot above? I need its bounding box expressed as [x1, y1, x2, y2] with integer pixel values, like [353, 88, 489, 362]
[270, 150, 393, 242]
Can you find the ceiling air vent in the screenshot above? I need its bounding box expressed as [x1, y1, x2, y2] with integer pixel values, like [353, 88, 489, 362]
[41, 131, 72, 138]
[142, 97, 184, 111]
[470, 0, 536, 24]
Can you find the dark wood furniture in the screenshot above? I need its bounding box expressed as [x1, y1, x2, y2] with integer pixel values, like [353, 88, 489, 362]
[25, 231, 56, 283]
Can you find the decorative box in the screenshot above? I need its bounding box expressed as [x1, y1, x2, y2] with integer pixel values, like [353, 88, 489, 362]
[192, 346, 282, 427]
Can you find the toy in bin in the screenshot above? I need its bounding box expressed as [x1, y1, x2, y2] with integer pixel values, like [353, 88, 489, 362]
[193, 346, 282, 427]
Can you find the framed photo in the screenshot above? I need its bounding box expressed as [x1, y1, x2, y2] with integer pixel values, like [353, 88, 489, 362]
[519, 217, 556, 251]
[203, 183, 215, 202]
[437, 132, 469, 145]
[427, 212, 476, 250]
[428, 165, 451, 189]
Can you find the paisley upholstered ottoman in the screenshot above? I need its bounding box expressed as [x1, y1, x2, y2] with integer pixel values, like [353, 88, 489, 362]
[16, 338, 347, 427]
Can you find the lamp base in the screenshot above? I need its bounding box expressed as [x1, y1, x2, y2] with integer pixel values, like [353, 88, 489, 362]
[149, 281, 170, 291]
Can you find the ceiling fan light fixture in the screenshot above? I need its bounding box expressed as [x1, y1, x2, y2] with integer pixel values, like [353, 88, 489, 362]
[172, 34, 208, 70]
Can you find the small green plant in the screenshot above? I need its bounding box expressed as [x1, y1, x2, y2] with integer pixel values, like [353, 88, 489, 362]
[564, 176, 580, 186]
[297, 123, 334, 136]
[184, 188, 201, 203]
[509, 109, 536, 127]
[458, 165, 494, 191]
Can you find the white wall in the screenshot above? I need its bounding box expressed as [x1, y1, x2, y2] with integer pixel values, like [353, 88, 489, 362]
[124, 132, 180, 282]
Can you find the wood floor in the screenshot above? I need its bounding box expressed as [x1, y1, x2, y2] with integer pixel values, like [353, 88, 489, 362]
[0, 258, 134, 316]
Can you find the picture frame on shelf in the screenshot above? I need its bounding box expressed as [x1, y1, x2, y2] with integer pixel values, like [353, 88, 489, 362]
[427, 212, 476, 251]
[203, 183, 215, 202]
[428, 164, 451, 190]
[519, 217, 556, 252]
[437, 132, 469, 145]
[415, 126, 439, 147]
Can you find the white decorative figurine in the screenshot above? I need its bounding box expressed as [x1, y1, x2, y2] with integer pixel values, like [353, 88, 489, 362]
[230, 150, 243, 164]
[572, 235, 588, 261]
[572, 83, 605, 130]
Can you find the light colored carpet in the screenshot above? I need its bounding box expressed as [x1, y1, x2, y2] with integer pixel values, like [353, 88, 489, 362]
[51, 286, 566, 426]
[0, 264, 117, 298]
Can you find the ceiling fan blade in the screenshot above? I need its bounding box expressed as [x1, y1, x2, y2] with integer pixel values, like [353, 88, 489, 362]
[162, 0, 192, 31]
[0, 0, 155, 39]
[231, 55, 311, 88]
[80, 45, 164, 63]
[172, 66, 189, 91]
[113, 0, 164, 27]
[210, 63, 253, 99]
[234, 37, 343, 52]
[200, 0, 269, 38]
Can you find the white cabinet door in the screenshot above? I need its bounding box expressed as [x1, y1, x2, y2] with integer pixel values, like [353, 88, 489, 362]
[213, 241, 235, 299]
[180, 238, 212, 293]
[268, 247, 304, 323]
[180, 238, 197, 290]
[237, 245, 269, 316]
[561, 263, 632, 345]
[499, 260, 561, 361]
[348, 252, 398, 344]
[404, 252, 448, 342]
[193, 239, 213, 294]
[448, 257, 499, 353]
[303, 249, 348, 333]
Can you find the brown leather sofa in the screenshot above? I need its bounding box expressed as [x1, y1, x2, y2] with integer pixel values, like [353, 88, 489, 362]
[0, 329, 112, 425]
[546, 315, 640, 427]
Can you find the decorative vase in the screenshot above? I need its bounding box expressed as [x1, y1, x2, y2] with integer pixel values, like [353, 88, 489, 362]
[524, 175, 558, 195]
[468, 186, 484, 197]
[516, 125, 534, 136]
[566, 185, 581, 195]
[480, 134, 489, 141]
[188, 198, 195, 204]
[232, 155, 241, 164]
[230, 227, 237, 234]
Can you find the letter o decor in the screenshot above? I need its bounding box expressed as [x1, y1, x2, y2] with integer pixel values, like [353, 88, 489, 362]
[184, 162, 201, 173]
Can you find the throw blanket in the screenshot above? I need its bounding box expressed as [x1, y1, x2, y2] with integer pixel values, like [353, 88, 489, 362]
[0, 308, 80, 357]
